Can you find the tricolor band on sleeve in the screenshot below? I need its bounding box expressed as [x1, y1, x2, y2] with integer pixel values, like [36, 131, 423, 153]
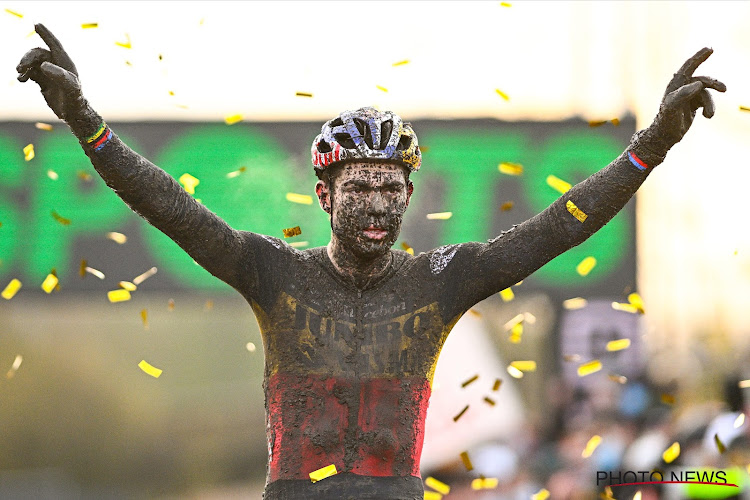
[85, 122, 112, 151]
[627, 151, 649, 171]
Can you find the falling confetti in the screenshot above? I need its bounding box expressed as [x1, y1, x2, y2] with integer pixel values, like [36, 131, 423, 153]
[468, 309, 481, 317]
[425, 477, 450, 495]
[41, 274, 58, 293]
[471, 478, 499, 490]
[81, 23, 98, 29]
[119, 281, 137, 291]
[498, 162, 523, 175]
[2, 279, 22, 300]
[282, 226, 301, 238]
[401, 242, 415, 255]
[459, 451, 473, 471]
[286, 192, 313, 205]
[106, 232, 127, 244]
[295, 92, 313, 98]
[563, 297, 588, 309]
[51, 210, 71, 225]
[23, 143, 34, 161]
[461, 374, 479, 388]
[452, 405, 469, 422]
[392, 59, 410, 66]
[582, 435, 602, 458]
[6, 354, 23, 378]
[739, 380, 750, 389]
[133, 267, 157, 285]
[492, 378, 502, 391]
[662, 442, 680, 463]
[714, 433, 726, 454]
[606, 339, 631, 351]
[611, 302, 640, 314]
[546, 174, 571, 194]
[226, 166, 247, 178]
[588, 120, 607, 127]
[661, 393, 676, 405]
[224, 114, 243, 125]
[178, 173, 200, 194]
[531, 488, 550, 500]
[424, 493, 442, 500]
[500, 201, 514, 211]
[509, 322, 523, 344]
[503, 314, 525, 331]
[507, 365, 523, 378]
[5, 8, 23, 17]
[246, 342, 257, 352]
[289, 241, 309, 248]
[483, 397, 496, 406]
[309, 464, 337, 483]
[46, 170, 59, 180]
[500, 2, 512, 6]
[576, 256, 597, 276]
[108, 289, 131, 303]
[633, 492, 642, 500]
[495, 89, 510, 101]
[140, 309, 148, 329]
[138, 360, 162, 378]
[609, 374, 628, 384]
[734, 413, 745, 428]
[510, 360, 536, 372]
[739, 106, 750, 112]
[426, 212, 453, 220]
[115, 33, 131, 49]
[577, 360, 602, 377]
[419, 145, 430, 153]
[628, 292, 645, 314]
[499, 287, 514, 302]
[566, 200, 588, 222]
[35, 122, 53, 131]
[168, 298, 175, 311]
[564, 354, 582, 362]
[376, 85, 388, 92]
[77, 170, 93, 181]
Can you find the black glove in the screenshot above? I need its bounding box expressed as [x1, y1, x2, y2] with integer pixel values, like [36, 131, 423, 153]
[16, 23, 85, 121]
[634, 48, 726, 163]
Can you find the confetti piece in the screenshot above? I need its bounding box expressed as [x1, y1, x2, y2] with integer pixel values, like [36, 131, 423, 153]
[661, 393, 675, 405]
[503, 313, 525, 331]
[282, 226, 301, 238]
[507, 365, 523, 378]
[468, 308, 481, 317]
[633, 491, 642, 500]
[582, 435, 602, 458]
[6, 354, 23, 378]
[495, 89, 510, 101]
[734, 413, 745, 428]
[132, 267, 157, 285]
[23, 143, 34, 161]
[739, 106, 750, 112]
[5, 8, 22, 17]
[483, 396, 496, 406]
[531, 488, 550, 500]
[425, 477, 450, 495]
[628, 292, 645, 314]
[459, 451, 473, 471]
[424, 492, 442, 500]
[77, 170, 92, 181]
[224, 114, 243, 125]
[499, 287, 514, 302]
[740, 380, 750, 389]
[51, 210, 71, 225]
[226, 166, 247, 178]
[601, 486, 615, 500]
[138, 360, 162, 378]
[35, 122, 53, 131]
[588, 120, 607, 127]
[119, 281, 137, 292]
[492, 378, 502, 391]
[85, 266, 105, 280]
[566, 200, 588, 222]
[563, 297, 588, 309]
[606, 339, 631, 351]
[563, 354, 582, 362]
[106, 232, 127, 244]
[401, 242, 415, 255]
[41, 274, 58, 293]
[2, 279, 21, 299]
[576, 256, 597, 276]
[246, 342, 257, 352]
[81, 23, 98, 29]
[203, 299, 214, 311]
[426, 212, 452, 220]
[500, 2, 512, 6]
[289, 241, 309, 248]
[500, 201, 514, 211]
[108, 289, 131, 303]
[419, 145, 429, 153]
[286, 192, 313, 205]
[392, 59, 410, 66]
[662, 442, 680, 463]
[453, 405, 469, 422]
[471, 478, 499, 490]
[461, 374, 479, 388]
[309, 464, 337, 483]
[577, 360, 602, 377]
[376, 85, 388, 92]
[546, 174, 571, 194]
[115, 33, 131, 49]
[295, 92, 313, 98]
[498, 162, 523, 175]
[178, 173, 200, 194]
[141, 309, 148, 329]
[168, 298, 175, 311]
[510, 360, 536, 372]
[509, 322, 523, 344]
[611, 302, 640, 314]
[611, 118, 620, 126]
[609, 374, 628, 384]
[46, 169, 59, 180]
[714, 433, 726, 454]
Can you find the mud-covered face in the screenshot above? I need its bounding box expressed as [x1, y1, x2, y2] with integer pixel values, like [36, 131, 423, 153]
[316, 162, 413, 258]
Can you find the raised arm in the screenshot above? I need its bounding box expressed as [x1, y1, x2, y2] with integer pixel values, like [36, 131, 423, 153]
[17, 24, 249, 291]
[446, 48, 726, 313]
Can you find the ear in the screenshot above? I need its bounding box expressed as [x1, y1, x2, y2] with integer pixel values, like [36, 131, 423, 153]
[315, 180, 331, 214]
[406, 180, 414, 207]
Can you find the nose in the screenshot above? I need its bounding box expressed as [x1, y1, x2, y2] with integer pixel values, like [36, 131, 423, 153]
[368, 191, 386, 215]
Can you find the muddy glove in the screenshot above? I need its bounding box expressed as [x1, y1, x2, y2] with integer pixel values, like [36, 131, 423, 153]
[632, 47, 726, 165]
[16, 23, 86, 122]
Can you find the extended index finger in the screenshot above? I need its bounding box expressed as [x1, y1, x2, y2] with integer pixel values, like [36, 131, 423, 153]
[34, 23, 65, 54]
[676, 47, 713, 76]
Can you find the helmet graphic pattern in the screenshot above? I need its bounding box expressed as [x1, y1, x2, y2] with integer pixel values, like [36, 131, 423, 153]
[311, 107, 421, 175]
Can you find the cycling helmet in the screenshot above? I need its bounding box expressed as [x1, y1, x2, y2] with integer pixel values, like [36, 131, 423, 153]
[311, 107, 421, 177]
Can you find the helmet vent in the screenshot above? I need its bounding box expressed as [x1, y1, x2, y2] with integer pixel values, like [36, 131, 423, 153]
[334, 133, 356, 149]
[380, 120, 393, 150]
[317, 140, 332, 153]
[330, 117, 344, 127]
[397, 134, 412, 151]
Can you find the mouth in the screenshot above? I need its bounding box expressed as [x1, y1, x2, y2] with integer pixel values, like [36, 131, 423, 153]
[363, 226, 388, 240]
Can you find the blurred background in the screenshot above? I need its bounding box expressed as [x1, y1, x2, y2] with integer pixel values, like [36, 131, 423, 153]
[1, 1, 750, 498]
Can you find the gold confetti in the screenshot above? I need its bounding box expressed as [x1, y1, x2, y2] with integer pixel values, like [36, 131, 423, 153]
[503, 313, 525, 331]
[23, 143, 34, 161]
[6, 354, 23, 379]
[204, 299, 214, 311]
[168, 298, 175, 311]
[77, 170, 93, 181]
[714, 433, 727, 454]
[226, 166, 247, 178]
[498, 162, 523, 175]
[309, 464, 337, 483]
[468, 308, 481, 317]
[224, 114, 243, 125]
[507, 365, 523, 378]
[661, 393, 676, 405]
[426, 212, 452, 220]
[633, 491, 642, 500]
[611, 302, 640, 314]
[295, 92, 313, 98]
[119, 281, 137, 291]
[401, 242, 415, 255]
[81, 23, 98, 29]
[282, 226, 302, 238]
[419, 145, 429, 153]
[492, 378, 502, 391]
[424, 492, 442, 500]
[286, 192, 313, 205]
[564, 354, 582, 362]
[576, 256, 597, 276]
[35, 122, 53, 131]
[132, 267, 157, 285]
[739, 106, 750, 112]
[376, 85, 388, 92]
[500, 2, 512, 6]
[51, 210, 71, 225]
[106, 231, 127, 244]
[115, 33, 131, 49]
[246, 342, 257, 352]
[138, 360, 162, 378]
[460, 451, 473, 471]
[41, 274, 58, 293]
[628, 292, 645, 314]
[601, 486, 615, 500]
[546, 174, 571, 194]
[500, 201, 514, 211]
[452, 405, 469, 422]
[80, 260, 105, 279]
[471, 478, 499, 490]
[566, 200, 588, 222]
[495, 89, 510, 101]
[461, 374, 479, 388]
[5, 8, 23, 17]
[611, 118, 620, 126]
[582, 435, 602, 458]
[734, 413, 745, 428]
[531, 488, 550, 500]
[662, 442, 680, 463]
[563, 297, 588, 309]
[508, 322, 523, 344]
[483, 396, 496, 406]
[108, 289, 131, 303]
[588, 120, 607, 127]
[577, 360, 602, 377]
[392, 59, 410, 66]
[141, 309, 148, 329]
[289, 241, 309, 248]
[178, 173, 200, 194]
[510, 360, 536, 372]
[606, 339, 631, 351]
[739, 379, 750, 389]
[609, 374, 628, 384]
[2, 278, 22, 299]
[499, 287, 514, 302]
[424, 477, 450, 495]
